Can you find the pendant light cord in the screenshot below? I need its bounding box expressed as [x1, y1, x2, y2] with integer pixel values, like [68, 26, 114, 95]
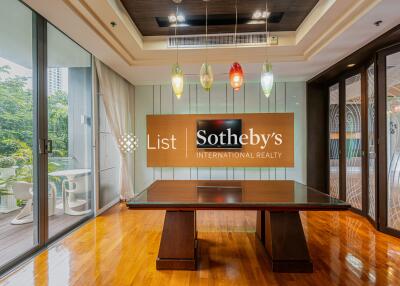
[206, 1, 208, 63]
[265, 0, 269, 61]
[234, 0, 238, 48]
[175, 5, 179, 64]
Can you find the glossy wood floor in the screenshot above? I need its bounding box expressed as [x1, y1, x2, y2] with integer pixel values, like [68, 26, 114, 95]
[1, 204, 400, 286]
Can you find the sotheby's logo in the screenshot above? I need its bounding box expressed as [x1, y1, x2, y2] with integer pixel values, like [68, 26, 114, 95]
[196, 128, 282, 149]
[118, 133, 138, 153]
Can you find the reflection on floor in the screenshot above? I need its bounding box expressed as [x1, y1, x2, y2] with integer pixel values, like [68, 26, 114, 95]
[0, 201, 88, 267]
[1, 205, 400, 285]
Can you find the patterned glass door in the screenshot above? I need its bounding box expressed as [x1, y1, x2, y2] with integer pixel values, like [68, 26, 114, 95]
[345, 74, 362, 210]
[386, 51, 400, 231]
[329, 84, 340, 199]
[367, 64, 376, 221]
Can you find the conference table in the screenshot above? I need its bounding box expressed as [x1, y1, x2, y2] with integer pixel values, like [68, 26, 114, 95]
[127, 180, 350, 273]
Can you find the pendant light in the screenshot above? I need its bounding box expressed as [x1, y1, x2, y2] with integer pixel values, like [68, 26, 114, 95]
[171, 5, 184, 99]
[200, 0, 214, 91]
[229, 0, 244, 91]
[260, 0, 274, 97]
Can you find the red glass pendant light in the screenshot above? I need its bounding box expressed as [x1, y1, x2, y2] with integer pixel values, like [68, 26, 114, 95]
[229, 62, 244, 91]
[229, 0, 243, 92]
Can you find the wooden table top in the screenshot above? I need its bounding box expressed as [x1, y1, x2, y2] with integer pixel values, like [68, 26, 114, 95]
[127, 180, 350, 211]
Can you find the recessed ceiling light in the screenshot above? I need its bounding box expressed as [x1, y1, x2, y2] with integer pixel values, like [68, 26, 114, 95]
[168, 15, 177, 23]
[262, 11, 271, 19]
[168, 14, 185, 23]
[177, 15, 185, 22]
[347, 63, 356, 68]
[253, 10, 262, 19]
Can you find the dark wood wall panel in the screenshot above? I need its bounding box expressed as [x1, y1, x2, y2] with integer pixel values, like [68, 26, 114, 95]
[306, 83, 328, 193]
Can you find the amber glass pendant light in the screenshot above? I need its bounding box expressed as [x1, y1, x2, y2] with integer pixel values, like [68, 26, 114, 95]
[171, 5, 184, 99]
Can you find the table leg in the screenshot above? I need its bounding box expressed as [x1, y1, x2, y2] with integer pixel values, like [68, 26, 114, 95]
[157, 210, 198, 270]
[263, 211, 313, 273]
[256, 210, 265, 244]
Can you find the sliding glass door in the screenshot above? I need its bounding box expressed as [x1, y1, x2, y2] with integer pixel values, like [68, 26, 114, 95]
[0, 0, 94, 273]
[345, 74, 362, 210]
[0, 0, 38, 269]
[386, 51, 400, 231]
[47, 24, 93, 238]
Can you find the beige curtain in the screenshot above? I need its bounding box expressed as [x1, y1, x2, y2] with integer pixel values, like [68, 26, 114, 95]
[95, 59, 135, 200]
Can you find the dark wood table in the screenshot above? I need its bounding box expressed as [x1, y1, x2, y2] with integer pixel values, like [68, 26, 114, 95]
[127, 180, 350, 273]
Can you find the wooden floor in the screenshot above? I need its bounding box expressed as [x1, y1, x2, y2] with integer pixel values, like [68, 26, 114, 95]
[1, 204, 400, 285]
[0, 205, 89, 267]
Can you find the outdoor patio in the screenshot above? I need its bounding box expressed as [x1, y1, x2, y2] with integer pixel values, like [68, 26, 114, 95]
[0, 198, 90, 265]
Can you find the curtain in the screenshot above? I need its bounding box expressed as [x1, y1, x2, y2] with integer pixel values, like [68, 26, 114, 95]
[95, 59, 135, 200]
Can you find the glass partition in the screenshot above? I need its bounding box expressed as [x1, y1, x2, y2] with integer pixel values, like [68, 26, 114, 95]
[367, 64, 376, 220]
[47, 24, 93, 238]
[345, 74, 362, 210]
[329, 84, 340, 199]
[387, 51, 400, 231]
[0, 0, 37, 269]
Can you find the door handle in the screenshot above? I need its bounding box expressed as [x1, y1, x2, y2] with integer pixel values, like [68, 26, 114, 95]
[39, 139, 53, 154]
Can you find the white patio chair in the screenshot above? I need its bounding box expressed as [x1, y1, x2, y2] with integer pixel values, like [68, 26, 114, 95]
[62, 175, 91, 216]
[11, 181, 33, 225]
[11, 182, 56, 225]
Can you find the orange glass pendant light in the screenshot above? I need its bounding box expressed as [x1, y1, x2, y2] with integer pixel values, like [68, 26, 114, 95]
[229, 62, 244, 91]
[229, 0, 243, 92]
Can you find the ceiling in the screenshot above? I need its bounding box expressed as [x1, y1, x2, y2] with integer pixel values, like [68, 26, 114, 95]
[22, 0, 400, 85]
[120, 0, 319, 36]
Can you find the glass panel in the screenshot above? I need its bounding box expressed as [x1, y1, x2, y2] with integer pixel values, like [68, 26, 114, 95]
[367, 64, 376, 220]
[387, 51, 400, 231]
[47, 24, 93, 238]
[0, 0, 37, 268]
[329, 84, 340, 199]
[345, 74, 362, 210]
[128, 181, 349, 208]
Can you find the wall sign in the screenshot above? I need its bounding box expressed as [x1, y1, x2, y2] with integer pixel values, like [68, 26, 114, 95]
[147, 113, 294, 167]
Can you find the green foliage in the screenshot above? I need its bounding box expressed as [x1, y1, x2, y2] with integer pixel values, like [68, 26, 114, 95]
[0, 65, 69, 165]
[0, 157, 16, 168]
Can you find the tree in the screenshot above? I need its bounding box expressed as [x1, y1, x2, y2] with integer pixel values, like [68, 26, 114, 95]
[0, 65, 69, 164]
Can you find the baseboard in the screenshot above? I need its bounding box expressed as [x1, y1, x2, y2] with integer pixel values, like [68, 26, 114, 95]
[96, 197, 120, 216]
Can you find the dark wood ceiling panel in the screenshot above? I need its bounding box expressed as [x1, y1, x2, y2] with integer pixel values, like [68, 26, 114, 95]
[120, 0, 319, 36]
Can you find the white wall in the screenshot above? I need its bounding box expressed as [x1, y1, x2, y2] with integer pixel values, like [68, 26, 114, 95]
[134, 82, 307, 194]
[98, 95, 120, 207]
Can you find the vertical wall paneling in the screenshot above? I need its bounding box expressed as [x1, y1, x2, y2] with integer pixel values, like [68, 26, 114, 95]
[189, 84, 198, 179]
[134, 85, 155, 193]
[99, 95, 120, 207]
[197, 84, 212, 179]
[173, 85, 191, 179]
[244, 82, 263, 180]
[159, 85, 174, 179]
[210, 84, 229, 179]
[275, 82, 286, 179]
[134, 81, 307, 192]
[233, 86, 245, 180]
[286, 82, 307, 182]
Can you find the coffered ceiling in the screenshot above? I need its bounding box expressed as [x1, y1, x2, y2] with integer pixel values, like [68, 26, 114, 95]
[23, 0, 400, 85]
[120, 0, 319, 36]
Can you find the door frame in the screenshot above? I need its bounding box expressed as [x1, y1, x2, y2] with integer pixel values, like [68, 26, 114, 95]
[377, 44, 400, 237]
